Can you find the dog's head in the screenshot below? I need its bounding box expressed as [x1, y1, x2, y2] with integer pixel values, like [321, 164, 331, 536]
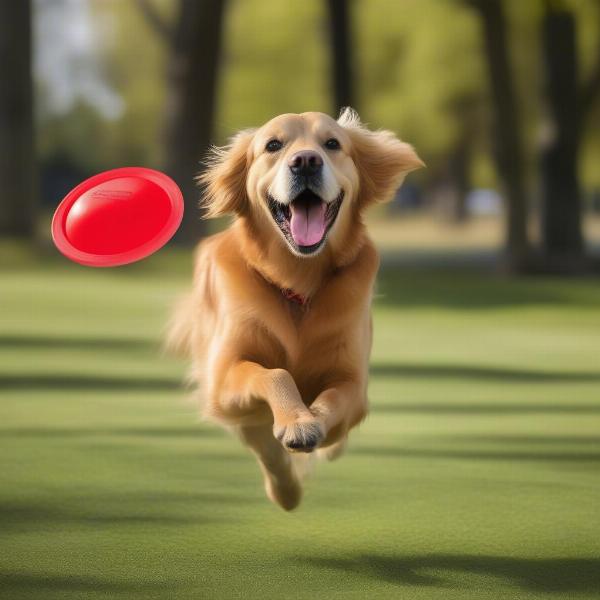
[200, 109, 423, 257]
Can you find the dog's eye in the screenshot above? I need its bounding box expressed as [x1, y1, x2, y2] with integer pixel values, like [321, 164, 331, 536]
[324, 138, 341, 150]
[265, 139, 283, 153]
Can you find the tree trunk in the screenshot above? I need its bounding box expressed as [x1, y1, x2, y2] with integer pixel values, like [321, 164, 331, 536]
[0, 0, 35, 238]
[164, 0, 226, 245]
[469, 0, 530, 271]
[449, 136, 470, 222]
[326, 0, 354, 114]
[540, 6, 583, 268]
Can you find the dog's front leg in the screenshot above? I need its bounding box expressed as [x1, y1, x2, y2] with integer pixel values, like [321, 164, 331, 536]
[309, 382, 367, 448]
[220, 361, 325, 452]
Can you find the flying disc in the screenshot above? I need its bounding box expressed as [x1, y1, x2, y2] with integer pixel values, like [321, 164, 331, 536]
[51, 167, 184, 267]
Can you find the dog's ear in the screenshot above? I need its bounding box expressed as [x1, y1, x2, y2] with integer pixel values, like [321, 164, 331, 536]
[337, 107, 424, 206]
[198, 129, 256, 218]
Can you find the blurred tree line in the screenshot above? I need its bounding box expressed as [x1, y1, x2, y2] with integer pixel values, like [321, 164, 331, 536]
[1, 0, 599, 273]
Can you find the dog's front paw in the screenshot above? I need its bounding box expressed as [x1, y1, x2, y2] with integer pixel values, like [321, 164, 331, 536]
[273, 418, 325, 453]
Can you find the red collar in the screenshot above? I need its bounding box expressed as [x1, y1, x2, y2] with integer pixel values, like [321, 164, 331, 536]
[256, 269, 310, 307]
[280, 287, 310, 307]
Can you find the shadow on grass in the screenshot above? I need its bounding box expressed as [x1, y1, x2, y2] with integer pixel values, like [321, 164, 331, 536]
[0, 489, 254, 534]
[375, 269, 600, 310]
[302, 554, 600, 593]
[433, 434, 600, 445]
[371, 402, 600, 415]
[0, 334, 156, 351]
[0, 502, 201, 528]
[0, 374, 181, 391]
[370, 362, 600, 383]
[352, 446, 600, 463]
[0, 426, 222, 439]
[0, 572, 179, 594]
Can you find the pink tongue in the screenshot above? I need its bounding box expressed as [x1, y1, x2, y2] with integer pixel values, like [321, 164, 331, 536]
[290, 201, 327, 246]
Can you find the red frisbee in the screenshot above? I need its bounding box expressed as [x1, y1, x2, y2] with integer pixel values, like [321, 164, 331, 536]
[51, 167, 184, 267]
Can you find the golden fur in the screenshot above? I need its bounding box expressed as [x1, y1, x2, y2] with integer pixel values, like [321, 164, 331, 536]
[169, 109, 422, 510]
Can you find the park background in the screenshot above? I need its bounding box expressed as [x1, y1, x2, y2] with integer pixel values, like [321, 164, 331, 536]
[1, 1, 600, 598]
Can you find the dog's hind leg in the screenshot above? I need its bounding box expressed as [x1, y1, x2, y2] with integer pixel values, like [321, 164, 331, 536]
[238, 423, 303, 511]
[316, 436, 348, 461]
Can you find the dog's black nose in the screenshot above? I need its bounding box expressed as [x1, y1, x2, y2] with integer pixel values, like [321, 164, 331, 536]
[288, 151, 323, 176]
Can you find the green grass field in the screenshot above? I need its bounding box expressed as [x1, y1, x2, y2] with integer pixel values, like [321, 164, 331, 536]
[1, 250, 600, 599]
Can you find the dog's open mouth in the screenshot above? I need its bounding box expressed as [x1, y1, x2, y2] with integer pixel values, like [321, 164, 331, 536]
[268, 189, 344, 255]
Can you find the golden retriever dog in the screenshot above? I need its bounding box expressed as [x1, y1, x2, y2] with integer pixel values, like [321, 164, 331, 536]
[169, 108, 422, 510]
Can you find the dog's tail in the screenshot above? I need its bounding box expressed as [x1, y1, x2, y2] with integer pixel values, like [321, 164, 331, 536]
[164, 292, 195, 358]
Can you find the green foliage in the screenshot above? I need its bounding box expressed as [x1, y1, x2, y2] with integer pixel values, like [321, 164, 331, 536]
[217, 0, 330, 137]
[103, 0, 171, 167]
[35, 0, 600, 192]
[573, 0, 600, 186]
[355, 0, 485, 153]
[37, 0, 170, 170]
